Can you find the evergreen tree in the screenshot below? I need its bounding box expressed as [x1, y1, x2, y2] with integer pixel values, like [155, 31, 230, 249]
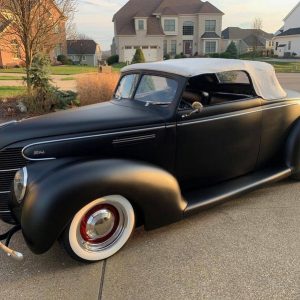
[225, 41, 239, 58]
[132, 48, 146, 64]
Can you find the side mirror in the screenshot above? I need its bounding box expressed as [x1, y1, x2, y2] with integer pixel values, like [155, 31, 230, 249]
[182, 101, 204, 119]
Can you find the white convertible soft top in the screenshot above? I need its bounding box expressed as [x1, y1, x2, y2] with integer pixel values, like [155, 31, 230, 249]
[122, 58, 287, 100]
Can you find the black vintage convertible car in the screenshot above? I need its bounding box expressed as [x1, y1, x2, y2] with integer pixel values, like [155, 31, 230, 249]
[1, 58, 300, 262]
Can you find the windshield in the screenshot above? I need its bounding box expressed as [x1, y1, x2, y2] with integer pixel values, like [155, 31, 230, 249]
[115, 74, 139, 99]
[115, 74, 178, 105]
[134, 75, 178, 104]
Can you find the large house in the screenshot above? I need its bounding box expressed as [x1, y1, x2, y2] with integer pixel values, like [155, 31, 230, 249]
[67, 40, 102, 67]
[112, 0, 224, 63]
[273, 1, 300, 57]
[0, 1, 67, 68]
[221, 27, 274, 55]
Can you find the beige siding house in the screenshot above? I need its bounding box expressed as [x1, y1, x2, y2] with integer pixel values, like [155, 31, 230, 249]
[112, 0, 224, 63]
[221, 27, 274, 55]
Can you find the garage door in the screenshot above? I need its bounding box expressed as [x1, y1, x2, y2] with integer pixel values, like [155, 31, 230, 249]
[123, 46, 158, 62]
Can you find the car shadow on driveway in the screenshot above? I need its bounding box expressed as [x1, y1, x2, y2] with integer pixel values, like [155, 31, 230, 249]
[0, 221, 103, 299]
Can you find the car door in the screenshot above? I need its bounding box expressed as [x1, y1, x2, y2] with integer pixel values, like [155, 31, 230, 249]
[176, 97, 262, 189]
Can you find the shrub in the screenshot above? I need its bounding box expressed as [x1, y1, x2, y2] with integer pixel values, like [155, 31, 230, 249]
[57, 54, 69, 65]
[27, 53, 52, 92]
[164, 53, 171, 60]
[76, 73, 120, 106]
[224, 41, 238, 58]
[209, 53, 220, 58]
[175, 53, 187, 59]
[132, 48, 146, 64]
[107, 55, 119, 66]
[219, 52, 232, 59]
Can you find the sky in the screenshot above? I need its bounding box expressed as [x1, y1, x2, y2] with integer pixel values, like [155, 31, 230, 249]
[75, 0, 300, 50]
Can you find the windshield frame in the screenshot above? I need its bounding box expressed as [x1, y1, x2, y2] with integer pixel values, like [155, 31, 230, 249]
[114, 71, 182, 107]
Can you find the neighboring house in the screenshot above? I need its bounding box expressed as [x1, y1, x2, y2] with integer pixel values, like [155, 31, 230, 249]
[273, 1, 300, 57]
[67, 40, 102, 67]
[221, 27, 274, 55]
[112, 0, 224, 63]
[0, 1, 67, 68]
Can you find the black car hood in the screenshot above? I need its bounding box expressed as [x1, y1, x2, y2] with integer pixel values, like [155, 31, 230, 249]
[0, 100, 166, 149]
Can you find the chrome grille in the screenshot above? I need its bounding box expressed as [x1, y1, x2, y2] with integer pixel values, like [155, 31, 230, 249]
[0, 148, 26, 224]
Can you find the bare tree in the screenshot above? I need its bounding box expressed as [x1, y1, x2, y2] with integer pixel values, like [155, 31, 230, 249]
[0, 0, 77, 92]
[252, 17, 263, 53]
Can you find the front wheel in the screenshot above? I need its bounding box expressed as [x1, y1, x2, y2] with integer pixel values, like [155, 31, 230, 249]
[62, 195, 135, 262]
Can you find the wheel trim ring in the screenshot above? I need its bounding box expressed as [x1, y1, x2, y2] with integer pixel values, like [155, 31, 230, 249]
[80, 204, 120, 245]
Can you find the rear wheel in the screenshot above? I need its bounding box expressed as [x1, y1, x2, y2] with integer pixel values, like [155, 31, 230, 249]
[62, 195, 135, 262]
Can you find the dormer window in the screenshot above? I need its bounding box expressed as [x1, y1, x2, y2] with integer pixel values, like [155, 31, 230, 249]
[138, 19, 145, 30]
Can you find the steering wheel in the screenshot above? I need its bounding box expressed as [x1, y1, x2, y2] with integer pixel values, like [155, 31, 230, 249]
[180, 99, 194, 110]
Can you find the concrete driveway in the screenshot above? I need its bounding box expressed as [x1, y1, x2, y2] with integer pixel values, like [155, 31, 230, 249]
[1, 180, 299, 300]
[0, 75, 300, 300]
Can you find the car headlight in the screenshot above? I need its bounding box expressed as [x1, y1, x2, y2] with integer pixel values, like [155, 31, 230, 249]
[14, 167, 28, 203]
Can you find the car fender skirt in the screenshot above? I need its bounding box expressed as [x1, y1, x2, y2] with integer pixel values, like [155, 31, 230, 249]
[21, 159, 186, 254]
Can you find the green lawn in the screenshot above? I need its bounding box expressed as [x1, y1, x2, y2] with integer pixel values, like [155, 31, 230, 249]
[0, 76, 23, 80]
[0, 65, 98, 75]
[112, 63, 127, 72]
[61, 76, 76, 81]
[266, 61, 300, 73]
[0, 86, 26, 98]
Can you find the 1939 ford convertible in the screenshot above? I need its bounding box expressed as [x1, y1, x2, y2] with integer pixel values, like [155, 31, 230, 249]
[1, 58, 300, 262]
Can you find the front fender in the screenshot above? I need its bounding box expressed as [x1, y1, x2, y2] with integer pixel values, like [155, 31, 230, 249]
[20, 159, 186, 254]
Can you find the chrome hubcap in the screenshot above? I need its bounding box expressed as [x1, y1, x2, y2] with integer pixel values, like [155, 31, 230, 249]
[78, 202, 126, 252]
[86, 209, 115, 239]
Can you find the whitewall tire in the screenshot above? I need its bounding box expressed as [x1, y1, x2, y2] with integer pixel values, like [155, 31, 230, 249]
[62, 195, 135, 262]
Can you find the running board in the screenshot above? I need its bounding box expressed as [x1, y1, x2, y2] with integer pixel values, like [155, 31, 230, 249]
[183, 166, 292, 217]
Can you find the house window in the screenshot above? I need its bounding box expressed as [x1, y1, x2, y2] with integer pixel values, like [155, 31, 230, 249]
[164, 19, 176, 32]
[55, 43, 63, 57]
[205, 20, 216, 32]
[125, 46, 132, 49]
[142, 46, 149, 49]
[134, 46, 141, 49]
[11, 40, 21, 59]
[170, 40, 177, 55]
[82, 55, 86, 62]
[138, 20, 145, 30]
[163, 40, 168, 55]
[150, 46, 157, 49]
[276, 42, 279, 50]
[183, 21, 194, 35]
[288, 41, 292, 50]
[205, 41, 217, 54]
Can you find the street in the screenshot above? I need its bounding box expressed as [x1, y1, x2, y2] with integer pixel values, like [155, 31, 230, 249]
[0, 74, 299, 300]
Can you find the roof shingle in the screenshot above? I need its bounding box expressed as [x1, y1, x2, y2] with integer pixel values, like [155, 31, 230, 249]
[113, 0, 223, 36]
[277, 27, 300, 36]
[67, 40, 98, 55]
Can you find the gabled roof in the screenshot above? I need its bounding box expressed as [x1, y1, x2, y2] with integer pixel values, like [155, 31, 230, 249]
[67, 40, 99, 55]
[222, 27, 273, 40]
[277, 27, 300, 36]
[283, 1, 300, 21]
[113, 0, 223, 36]
[243, 35, 265, 47]
[153, 0, 223, 15]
